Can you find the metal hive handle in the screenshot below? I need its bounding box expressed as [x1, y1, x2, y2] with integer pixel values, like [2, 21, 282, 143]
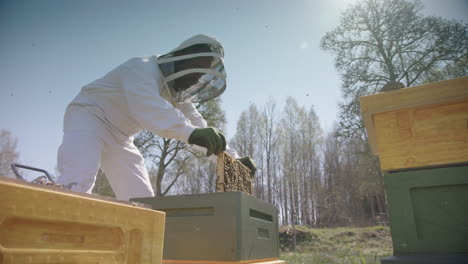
[10, 163, 55, 183]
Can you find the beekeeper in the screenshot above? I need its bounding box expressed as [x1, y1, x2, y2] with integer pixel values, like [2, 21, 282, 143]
[57, 34, 256, 201]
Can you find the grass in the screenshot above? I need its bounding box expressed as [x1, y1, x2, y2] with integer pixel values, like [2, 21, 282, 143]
[279, 225, 393, 264]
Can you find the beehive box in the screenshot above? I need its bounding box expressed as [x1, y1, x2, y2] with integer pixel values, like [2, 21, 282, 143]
[381, 165, 468, 264]
[132, 192, 282, 264]
[0, 176, 165, 264]
[360, 76, 468, 172]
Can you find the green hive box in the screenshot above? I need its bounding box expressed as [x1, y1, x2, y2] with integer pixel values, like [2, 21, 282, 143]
[131, 192, 279, 262]
[381, 165, 468, 264]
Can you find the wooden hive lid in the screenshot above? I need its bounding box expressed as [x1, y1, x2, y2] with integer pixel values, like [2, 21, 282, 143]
[360, 76, 468, 156]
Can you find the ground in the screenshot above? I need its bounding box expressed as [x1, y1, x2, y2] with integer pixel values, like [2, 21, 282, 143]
[279, 225, 393, 264]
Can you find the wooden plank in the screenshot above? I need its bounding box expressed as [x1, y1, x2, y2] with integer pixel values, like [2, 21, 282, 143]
[0, 176, 150, 208]
[360, 76, 468, 114]
[360, 76, 468, 155]
[163, 258, 286, 264]
[216, 152, 253, 194]
[216, 152, 226, 192]
[374, 98, 468, 172]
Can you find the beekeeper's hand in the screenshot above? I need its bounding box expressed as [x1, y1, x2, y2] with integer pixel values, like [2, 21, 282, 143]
[188, 127, 226, 156]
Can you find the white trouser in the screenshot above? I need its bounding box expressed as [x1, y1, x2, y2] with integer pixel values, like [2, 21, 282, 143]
[56, 106, 154, 201]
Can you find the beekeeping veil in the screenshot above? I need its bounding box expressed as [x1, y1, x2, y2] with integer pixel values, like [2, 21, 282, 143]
[157, 34, 227, 103]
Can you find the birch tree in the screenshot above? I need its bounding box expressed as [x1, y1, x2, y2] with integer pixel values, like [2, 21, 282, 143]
[261, 98, 280, 204]
[0, 129, 20, 178]
[230, 104, 264, 197]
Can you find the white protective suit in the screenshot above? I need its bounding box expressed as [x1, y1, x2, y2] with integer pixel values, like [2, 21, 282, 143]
[57, 35, 239, 201]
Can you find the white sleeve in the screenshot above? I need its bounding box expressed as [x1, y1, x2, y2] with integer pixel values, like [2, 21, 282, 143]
[225, 144, 240, 159]
[174, 102, 207, 128]
[175, 102, 241, 159]
[121, 66, 197, 143]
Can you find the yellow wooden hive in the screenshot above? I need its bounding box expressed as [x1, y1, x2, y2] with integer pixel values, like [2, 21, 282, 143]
[360, 76, 468, 172]
[0, 176, 165, 264]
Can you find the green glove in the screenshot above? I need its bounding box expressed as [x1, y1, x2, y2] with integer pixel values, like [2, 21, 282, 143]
[188, 127, 226, 156]
[238, 157, 257, 176]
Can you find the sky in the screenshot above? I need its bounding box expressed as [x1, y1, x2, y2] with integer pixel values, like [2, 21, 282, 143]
[0, 0, 467, 177]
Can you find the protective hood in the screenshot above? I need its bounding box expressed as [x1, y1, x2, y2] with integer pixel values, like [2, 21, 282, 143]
[157, 34, 227, 103]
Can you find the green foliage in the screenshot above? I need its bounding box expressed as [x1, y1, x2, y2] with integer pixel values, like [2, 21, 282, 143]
[196, 97, 226, 131]
[92, 169, 116, 198]
[359, 251, 367, 264]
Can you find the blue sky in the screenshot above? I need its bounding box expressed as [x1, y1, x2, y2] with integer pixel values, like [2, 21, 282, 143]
[0, 0, 466, 176]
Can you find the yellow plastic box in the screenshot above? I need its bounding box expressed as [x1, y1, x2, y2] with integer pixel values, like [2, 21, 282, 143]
[0, 176, 165, 264]
[360, 76, 468, 172]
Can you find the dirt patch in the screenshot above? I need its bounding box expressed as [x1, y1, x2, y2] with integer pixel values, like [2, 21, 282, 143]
[336, 231, 356, 237]
[362, 232, 377, 238]
[279, 227, 319, 251]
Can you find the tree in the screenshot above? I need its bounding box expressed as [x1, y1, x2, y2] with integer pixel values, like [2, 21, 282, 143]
[133, 130, 185, 196]
[423, 55, 467, 83]
[298, 107, 322, 226]
[231, 104, 261, 159]
[230, 104, 263, 197]
[0, 129, 20, 178]
[321, 0, 467, 139]
[261, 98, 280, 204]
[319, 128, 385, 226]
[321, 130, 345, 226]
[278, 97, 323, 227]
[197, 97, 226, 131]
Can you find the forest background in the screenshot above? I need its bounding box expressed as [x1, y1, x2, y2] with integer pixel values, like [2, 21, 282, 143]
[1, 0, 466, 229]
